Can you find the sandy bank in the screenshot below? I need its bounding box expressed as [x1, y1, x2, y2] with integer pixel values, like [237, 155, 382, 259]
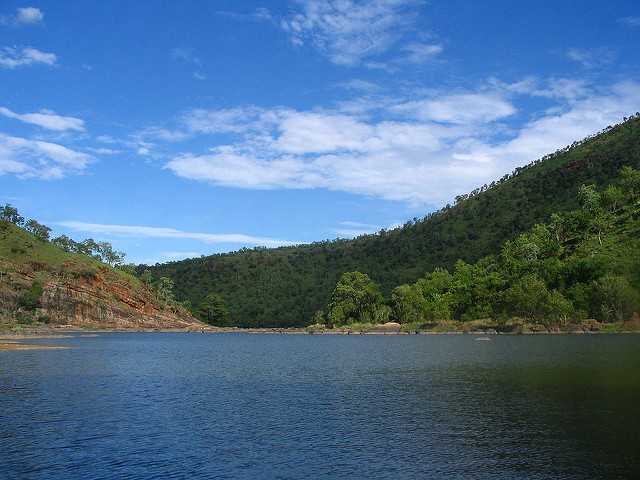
[0, 342, 69, 350]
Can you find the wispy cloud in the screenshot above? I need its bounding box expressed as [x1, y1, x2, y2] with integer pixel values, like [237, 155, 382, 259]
[0, 46, 56, 68]
[336, 79, 381, 93]
[216, 8, 274, 23]
[566, 47, 616, 69]
[0, 133, 91, 179]
[170, 47, 201, 66]
[57, 221, 297, 248]
[618, 16, 640, 27]
[1, 6, 44, 26]
[280, 0, 424, 65]
[401, 42, 443, 63]
[0, 107, 85, 131]
[85, 147, 121, 155]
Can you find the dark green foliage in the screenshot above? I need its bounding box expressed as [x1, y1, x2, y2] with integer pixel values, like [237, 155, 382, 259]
[18, 280, 44, 311]
[326, 272, 387, 326]
[383, 168, 640, 325]
[590, 275, 640, 322]
[197, 293, 229, 326]
[148, 116, 640, 327]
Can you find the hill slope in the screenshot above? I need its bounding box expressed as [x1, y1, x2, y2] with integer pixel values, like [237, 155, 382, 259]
[149, 116, 640, 327]
[0, 221, 203, 330]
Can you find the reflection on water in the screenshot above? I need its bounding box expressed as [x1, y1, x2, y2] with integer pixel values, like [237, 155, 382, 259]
[1, 334, 639, 479]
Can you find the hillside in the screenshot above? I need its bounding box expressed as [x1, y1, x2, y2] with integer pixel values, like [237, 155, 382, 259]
[319, 168, 640, 331]
[149, 116, 640, 327]
[0, 221, 203, 330]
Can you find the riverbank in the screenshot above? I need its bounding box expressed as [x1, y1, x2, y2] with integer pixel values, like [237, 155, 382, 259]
[2, 317, 640, 338]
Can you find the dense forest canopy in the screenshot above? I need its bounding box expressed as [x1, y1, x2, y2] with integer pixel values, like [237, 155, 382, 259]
[322, 167, 640, 329]
[148, 116, 640, 327]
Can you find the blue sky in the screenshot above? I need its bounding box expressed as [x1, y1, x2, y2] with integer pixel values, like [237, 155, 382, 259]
[1, 1, 639, 264]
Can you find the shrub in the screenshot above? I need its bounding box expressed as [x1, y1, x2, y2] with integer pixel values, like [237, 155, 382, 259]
[18, 280, 44, 310]
[591, 275, 640, 322]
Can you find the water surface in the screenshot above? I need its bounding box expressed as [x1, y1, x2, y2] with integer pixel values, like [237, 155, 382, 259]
[1, 333, 639, 479]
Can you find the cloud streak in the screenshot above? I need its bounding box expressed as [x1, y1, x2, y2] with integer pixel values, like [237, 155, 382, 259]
[0, 46, 56, 68]
[0, 107, 85, 131]
[57, 221, 298, 248]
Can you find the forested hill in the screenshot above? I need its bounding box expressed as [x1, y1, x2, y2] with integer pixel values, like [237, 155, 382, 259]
[148, 116, 640, 327]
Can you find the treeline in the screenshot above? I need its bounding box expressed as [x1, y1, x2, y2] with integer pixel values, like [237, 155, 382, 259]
[149, 115, 640, 327]
[319, 168, 640, 328]
[0, 204, 127, 267]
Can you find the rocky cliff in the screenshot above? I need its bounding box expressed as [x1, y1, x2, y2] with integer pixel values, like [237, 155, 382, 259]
[0, 221, 204, 330]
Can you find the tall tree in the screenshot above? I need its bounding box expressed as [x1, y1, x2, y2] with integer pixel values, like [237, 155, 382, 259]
[24, 219, 51, 242]
[0, 204, 24, 226]
[198, 293, 229, 326]
[327, 271, 385, 326]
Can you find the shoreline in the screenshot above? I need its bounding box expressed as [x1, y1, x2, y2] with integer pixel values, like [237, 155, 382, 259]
[1, 326, 638, 350]
[2, 324, 640, 337]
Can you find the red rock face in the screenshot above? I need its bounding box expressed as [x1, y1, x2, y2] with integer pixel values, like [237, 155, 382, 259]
[5, 270, 203, 330]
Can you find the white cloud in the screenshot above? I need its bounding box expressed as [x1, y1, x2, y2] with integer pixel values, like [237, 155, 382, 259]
[181, 107, 277, 135]
[0, 133, 91, 179]
[337, 79, 381, 92]
[618, 16, 640, 27]
[393, 92, 516, 124]
[163, 81, 640, 205]
[488, 77, 591, 101]
[0, 46, 56, 68]
[16, 7, 43, 24]
[0, 107, 85, 131]
[402, 42, 443, 63]
[1, 6, 43, 26]
[86, 147, 120, 155]
[136, 126, 190, 142]
[57, 221, 297, 248]
[566, 47, 615, 68]
[280, 0, 423, 65]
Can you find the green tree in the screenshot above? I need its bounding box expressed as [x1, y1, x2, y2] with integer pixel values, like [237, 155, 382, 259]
[0, 204, 24, 226]
[51, 235, 80, 253]
[198, 293, 229, 326]
[391, 284, 424, 323]
[24, 219, 52, 242]
[154, 277, 176, 307]
[97, 241, 126, 266]
[78, 238, 99, 257]
[578, 184, 602, 214]
[601, 185, 625, 212]
[503, 274, 549, 321]
[18, 280, 44, 310]
[327, 271, 384, 325]
[591, 275, 639, 322]
[140, 269, 155, 286]
[620, 166, 640, 199]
